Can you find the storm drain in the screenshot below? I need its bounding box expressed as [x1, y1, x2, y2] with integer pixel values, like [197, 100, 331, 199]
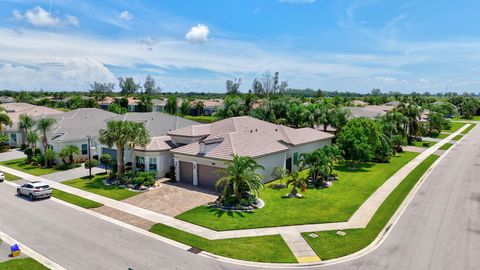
[188, 247, 203, 254]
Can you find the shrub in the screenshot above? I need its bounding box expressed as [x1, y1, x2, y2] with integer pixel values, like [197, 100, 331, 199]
[100, 154, 113, 173]
[20, 144, 27, 150]
[44, 148, 57, 168]
[33, 148, 42, 156]
[84, 159, 99, 169]
[24, 147, 33, 161]
[422, 142, 430, 147]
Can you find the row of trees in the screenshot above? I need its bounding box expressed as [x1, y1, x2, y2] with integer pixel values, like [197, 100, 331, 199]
[91, 75, 161, 95]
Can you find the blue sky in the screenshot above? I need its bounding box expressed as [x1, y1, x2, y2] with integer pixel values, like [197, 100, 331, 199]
[1, 0, 480, 93]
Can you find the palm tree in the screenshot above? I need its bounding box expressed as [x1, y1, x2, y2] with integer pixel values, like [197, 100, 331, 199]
[36, 117, 57, 151]
[19, 114, 35, 145]
[286, 171, 307, 197]
[99, 120, 130, 179]
[396, 103, 422, 143]
[127, 122, 151, 173]
[59, 145, 81, 165]
[328, 108, 351, 135]
[27, 130, 38, 149]
[215, 155, 264, 203]
[0, 106, 12, 134]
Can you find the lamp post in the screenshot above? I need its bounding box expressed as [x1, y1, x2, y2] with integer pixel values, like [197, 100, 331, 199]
[87, 135, 92, 180]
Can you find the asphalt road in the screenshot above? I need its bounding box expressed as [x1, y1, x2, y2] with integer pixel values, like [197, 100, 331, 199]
[0, 125, 478, 270]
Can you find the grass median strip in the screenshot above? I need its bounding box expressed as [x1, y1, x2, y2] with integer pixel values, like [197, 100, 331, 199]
[442, 122, 466, 133]
[461, 123, 476, 135]
[149, 224, 296, 263]
[439, 143, 453, 150]
[302, 154, 439, 260]
[62, 173, 137, 201]
[52, 189, 103, 209]
[409, 140, 435, 148]
[0, 158, 57, 176]
[0, 258, 49, 270]
[177, 152, 418, 231]
[452, 135, 463, 141]
[4, 172, 20, 181]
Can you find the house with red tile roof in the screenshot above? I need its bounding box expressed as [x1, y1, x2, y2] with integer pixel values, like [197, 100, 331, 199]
[167, 116, 334, 190]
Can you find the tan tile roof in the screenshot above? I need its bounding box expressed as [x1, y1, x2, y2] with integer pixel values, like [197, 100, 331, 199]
[3, 103, 63, 126]
[134, 136, 173, 152]
[171, 116, 334, 160]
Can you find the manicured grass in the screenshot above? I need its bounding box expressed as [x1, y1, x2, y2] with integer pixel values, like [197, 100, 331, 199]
[183, 115, 215, 123]
[4, 172, 20, 181]
[409, 140, 435, 148]
[442, 122, 466, 133]
[52, 189, 103, 209]
[177, 152, 419, 231]
[62, 173, 137, 201]
[452, 115, 480, 121]
[452, 135, 463, 141]
[149, 224, 296, 263]
[0, 158, 57, 176]
[0, 258, 49, 270]
[303, 155, 439, 260]
[461, 123, 477, 135]
[439, 143, 453, 150]
[435, 133, 449, 139]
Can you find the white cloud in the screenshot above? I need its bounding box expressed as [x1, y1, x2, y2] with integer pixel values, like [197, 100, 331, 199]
[13, 6, 79, 28]
[185, 24, 210, 44]
[119, 10, 133, 21]
[0, 59, 115, 91]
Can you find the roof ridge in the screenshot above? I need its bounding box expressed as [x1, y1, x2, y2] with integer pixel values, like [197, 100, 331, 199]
[227, 133, 236, 156]
[277, 125, 292, 144]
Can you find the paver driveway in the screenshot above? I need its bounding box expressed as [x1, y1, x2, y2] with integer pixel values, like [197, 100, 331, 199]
[121, 182, 217, 217]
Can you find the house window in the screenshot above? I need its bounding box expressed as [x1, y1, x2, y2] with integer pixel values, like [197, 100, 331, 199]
[11, 134, 17, 145]
[136, 156, 145, 171]
[149, 157, 157, 171]
[293, 152, 299, 165]
[81, 144, 88, 155]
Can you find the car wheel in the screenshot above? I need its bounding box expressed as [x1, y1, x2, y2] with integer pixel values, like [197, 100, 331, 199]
[16, 189, 21, 196]
[28, 194, 34, 201]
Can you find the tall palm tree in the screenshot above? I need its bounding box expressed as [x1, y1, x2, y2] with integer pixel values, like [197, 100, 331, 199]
[396, 103, 421, 143]
[0, 106, 12, 134]
[19, 114, 35, 145]
[36, 117, 56, 151]
[99, 120, 131, 179]
[27, 130, 39, 149]
[127, 122, 151, 173]
[215, 155, 264, 202]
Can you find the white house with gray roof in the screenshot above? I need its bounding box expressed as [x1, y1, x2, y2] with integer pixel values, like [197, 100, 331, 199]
[168, 116, 334, 190]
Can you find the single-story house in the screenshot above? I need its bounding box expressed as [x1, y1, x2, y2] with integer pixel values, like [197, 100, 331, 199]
[152, 98, 167, 112]
[344, 105, 395, 119]
[350, 100, 368, 107]
[168, 116, 335, 190]
[0, 96, 15, 103]
[3, 103, 63, 147]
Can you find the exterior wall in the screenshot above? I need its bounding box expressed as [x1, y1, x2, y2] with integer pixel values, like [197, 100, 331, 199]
[134, 151, 172, 177]
[253, 151, 288, 183]
[170, 136, 205, 146]
[52, 139, 100, 162]
[6, 131, 22, 147]
[287, 139, 332, 171]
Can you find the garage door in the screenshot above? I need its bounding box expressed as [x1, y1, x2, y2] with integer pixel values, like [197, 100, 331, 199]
[102, 148, 118, 160]
[198, 165, 223, 190]
[179, 162, 193, 184]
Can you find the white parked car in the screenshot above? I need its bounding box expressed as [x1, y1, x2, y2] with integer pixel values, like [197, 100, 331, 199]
[0, 172, 4, 182]
[17, 181, 52, 200]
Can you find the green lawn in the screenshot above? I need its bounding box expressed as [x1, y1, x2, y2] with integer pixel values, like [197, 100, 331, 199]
[442, 122, 466, 133]
[439, 143, 453, 150]
[409, 140, 435, 148]
[433, 133, 449, 139]
[62, 173, 138, 201]
[183, 115, 215, 123]
[452, 135, 463, 141]
[4, 172, 20, 181]
[149, 224, 296, 263]
[0, 258, 49, 270]
[461, 123, 477, 135]
[0, 158, 57, 176]
[302, 155, 439, 260]
[452, 115, 480, 121]
[52, 189, 103, 209]
[177, 152, 419, 231]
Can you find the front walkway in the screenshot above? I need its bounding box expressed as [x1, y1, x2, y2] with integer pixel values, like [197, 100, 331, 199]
[0, 124, 470, 263]
[42, 165, 104, 182]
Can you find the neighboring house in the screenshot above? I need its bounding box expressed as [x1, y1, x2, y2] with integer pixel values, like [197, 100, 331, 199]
[384, 101, 401, 107]
[3, 103, 63, 147]
[99, 112, 198, 176]
[152, 98, 167, 112]
[127, 97, 138, 112]
[189, 99, 225, 116]
[344, 105, 394, 119]
[98, 96, 115, 110]
[350, 100, 368, 107]
[0, 96, 15, 103]
[168, 116, 334, 190]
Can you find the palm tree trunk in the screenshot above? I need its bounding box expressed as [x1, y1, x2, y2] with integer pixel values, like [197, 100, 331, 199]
[131, 146, 136, 173]
[116, 145, 125, 179]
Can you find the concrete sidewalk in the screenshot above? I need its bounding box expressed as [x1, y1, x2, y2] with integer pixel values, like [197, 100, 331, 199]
[0, 124, 470, 263]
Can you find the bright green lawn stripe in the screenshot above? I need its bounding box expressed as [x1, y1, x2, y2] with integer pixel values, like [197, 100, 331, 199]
[461, 123, 477, 135]
[52, 189, 103, 209]
[149, 224, 296, 263]
[452, 135, 463, 141]
[0, 258, 49, 270]
[302, 154, 439, 260]
[439, 143, 453, 150]
[0, 158, 57, 176]
[435, 133, 449, 139]
[4, 172, 20, 181]
[177, 152, 419, 231]
[452, 116, 480, 121]
[183, 115, 215, 123]
[62, 173, 137, 201]
[442, 122, 466, 133]
[409, 140, 435, 148]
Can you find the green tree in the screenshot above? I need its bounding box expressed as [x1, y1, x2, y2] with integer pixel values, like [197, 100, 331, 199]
[214, 96, 248, 119]
[195, 100, 205, 116]
[321, 145, 344, 176]
[460, 99, 479, 119]
[328, 107, 351, 135]
[396, 103, 422, 144]
[37, 117, 57, 151]
[100, 154, 113, 173]
[136, 95, 153, 112]
[27, 130, 39, 149]
[108, 103, 127, 114]
[18, 114, 35, 145]
[226, 78, 242, 95]
[298, 150, 329, 184]
[118, 77, 140, 94]
[83, 98, 99, 108]
[286, 103, 307, 128]
[59, 145, 80, 165]
[43, 148, 57, 168]
[143, 75, 160, 95]
[215, 155, 264, 204]
[427, 111, 447, 135]
[165, 96, 177, 115]
[180, 99, 190, 115]
[127, 122, 151, 173]
[67, 95, 84, 109]
[286, 171, 307, 197]
[378, 111, 407, 153]
[0, 110, 12, 134]
[99, 120, 131, 179]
